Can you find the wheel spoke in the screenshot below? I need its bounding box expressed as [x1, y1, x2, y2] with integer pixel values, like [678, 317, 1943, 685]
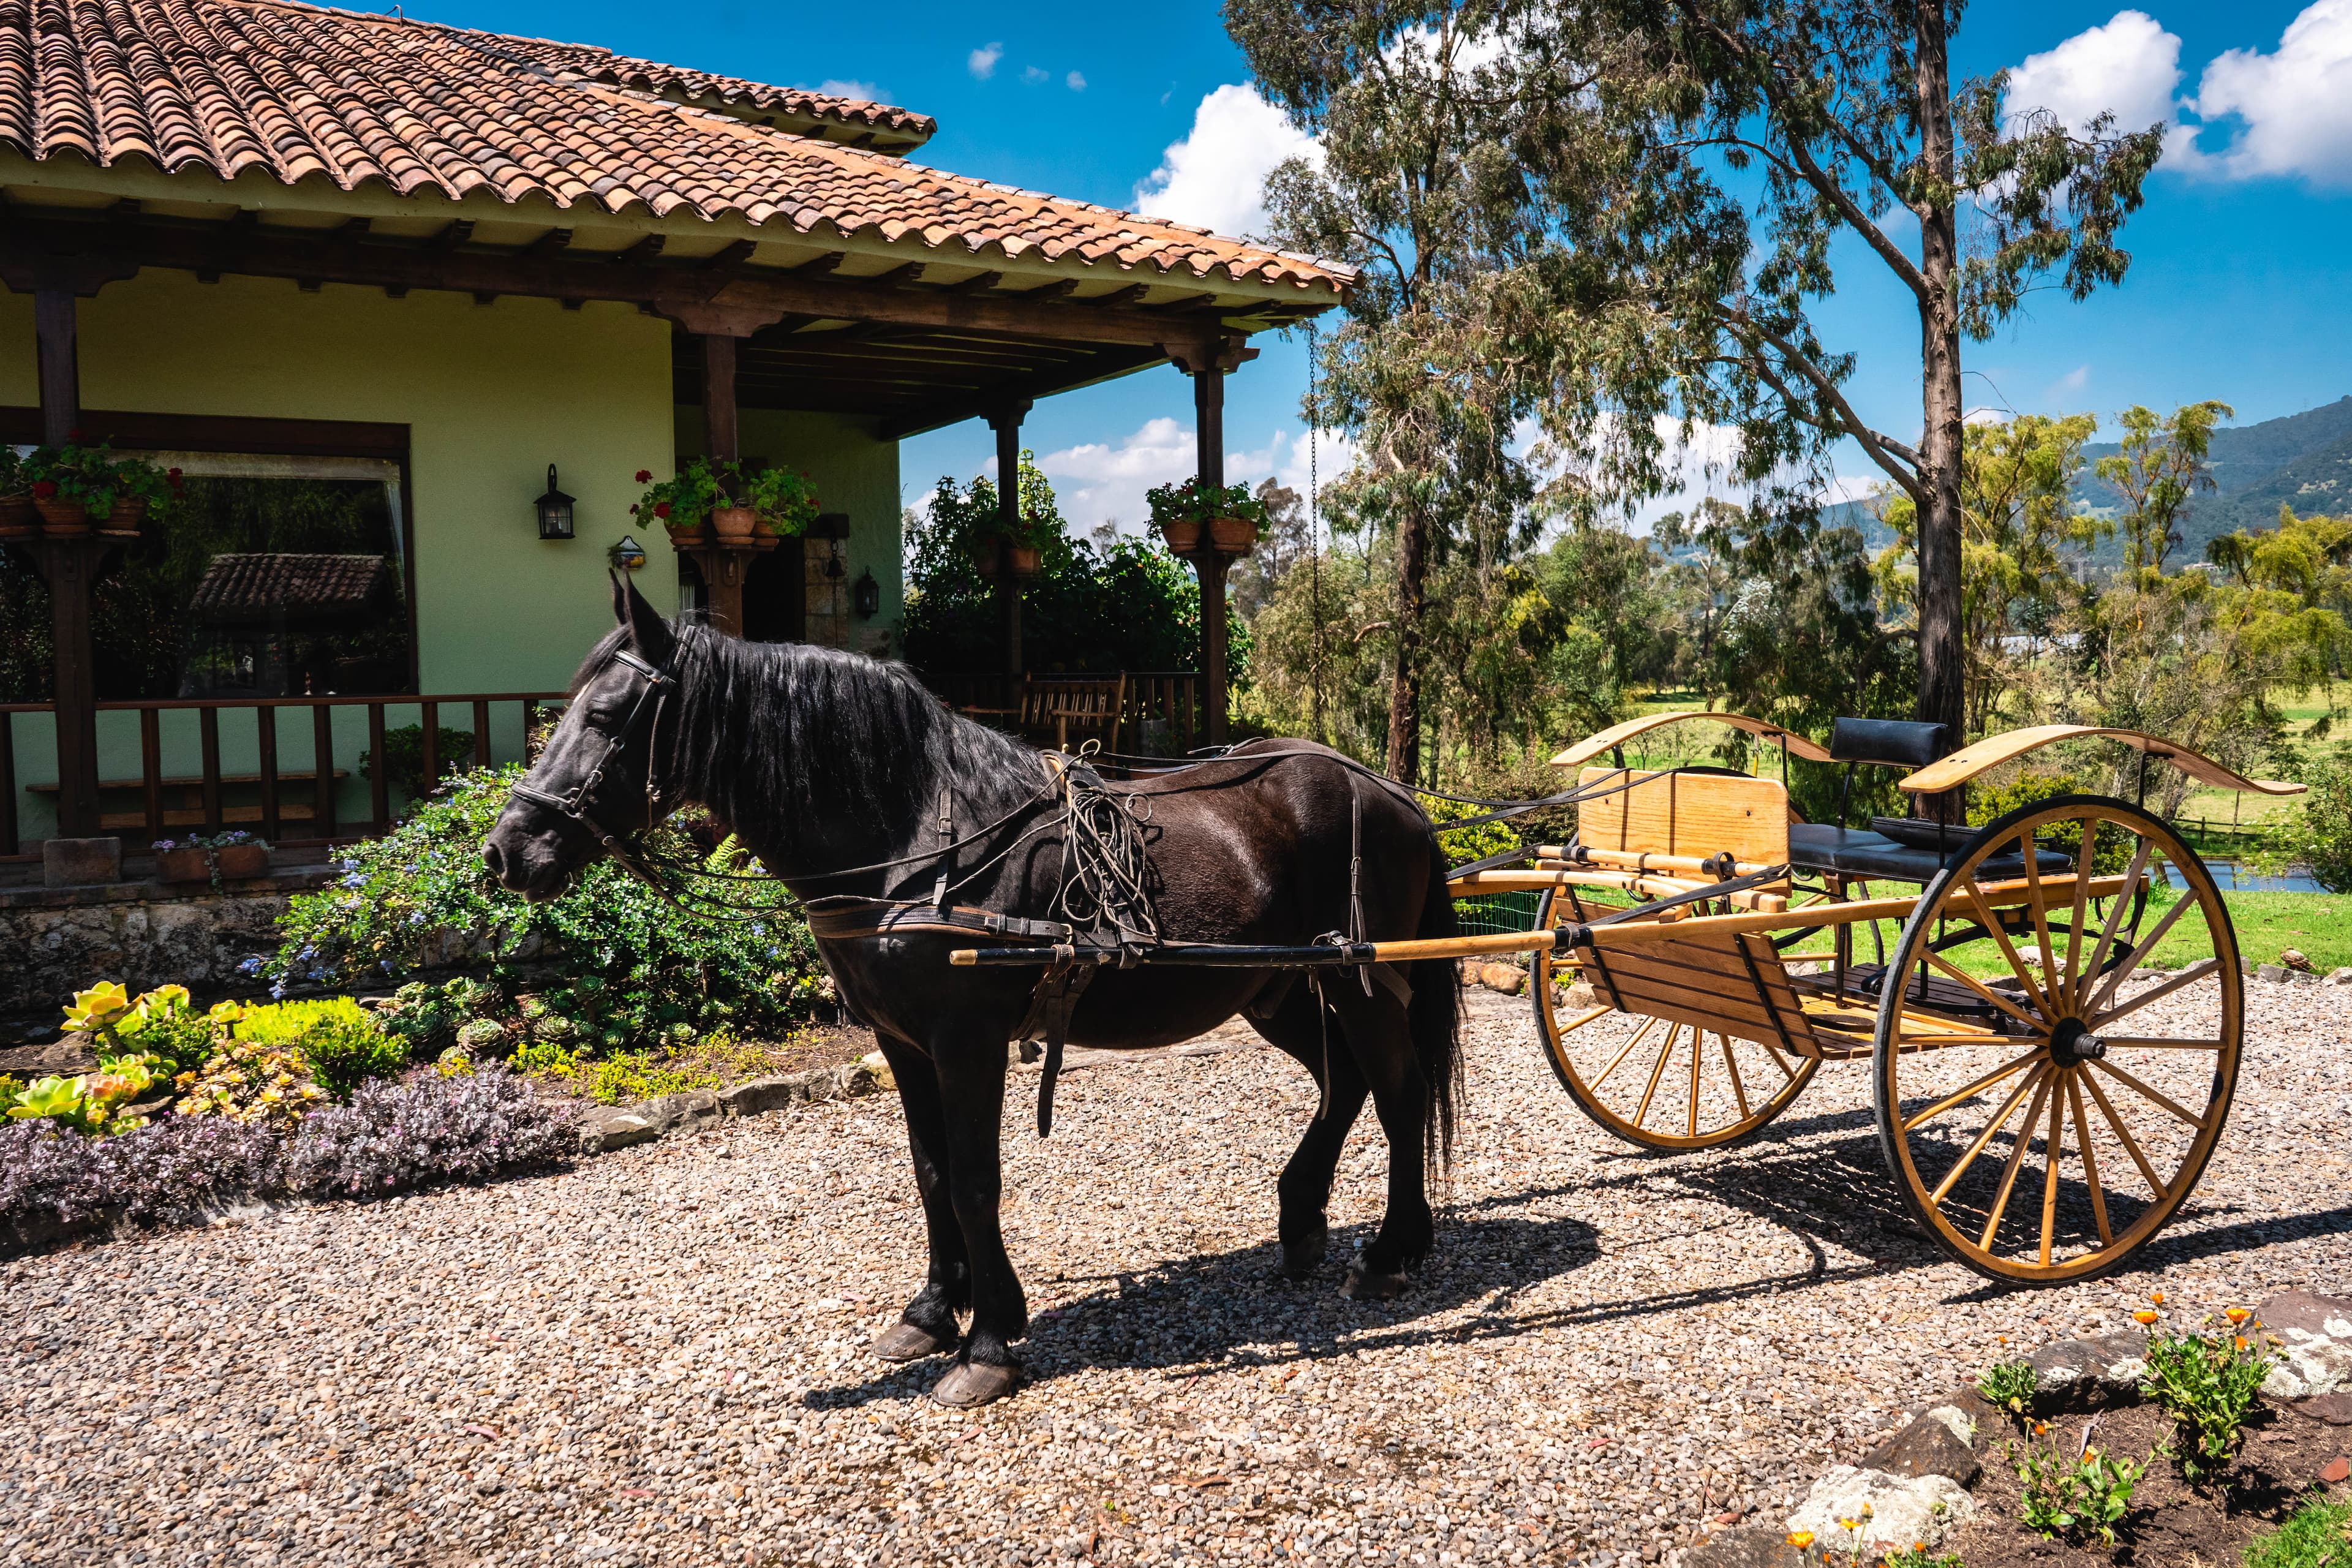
[2089, 1057, 2209, 1129]
[1920, 948, 2048, 1033]
[1634, 1025, 1678, 1129]
[2077, 839, 2156, 1011]
[1756, 1033, 1798, 1082]
[1978, 1071, 2056, 1252]
[1901, 1047, 2046, 1134]
[2016, 834, 2063, 1006]
[1588, 1016, 1657, 1091]
[2091, 957, 2222, 1028]
[2067, 1071, 2112, 1247]
[2081, 1067, 2168, 1199]
[1687, 1030, 1703, 1137]
[2038, 1080, 2065, 1267]
[1929, 1063, 2048, 1205]
[1722, 1033, 1752, 1119]
[1961, 883, 2057, 1018]
[2084, 897, 2203, 1016]
[2064, 816, 2098, 1009]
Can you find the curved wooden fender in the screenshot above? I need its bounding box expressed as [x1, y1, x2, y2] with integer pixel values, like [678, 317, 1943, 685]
[1548, 710, 1836, 771]
[1899, 724, 2305, 797]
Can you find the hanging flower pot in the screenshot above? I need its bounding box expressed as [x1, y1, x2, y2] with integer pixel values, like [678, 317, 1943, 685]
[1208, 516, 1260, 553]
[36, 497, 91, 535]
[970, 539, 1001, 578]
[1158, 518, 1203, 556]
[1006, 544, 1041, 576]
[0, 494, 34, 538]
[104, 497, 148, 536]
[711, 505, 757, 541]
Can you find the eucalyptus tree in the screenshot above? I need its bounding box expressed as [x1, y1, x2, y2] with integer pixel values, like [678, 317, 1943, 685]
[1229, 0, 1546, 780]
[1502, 0, 2168, 755]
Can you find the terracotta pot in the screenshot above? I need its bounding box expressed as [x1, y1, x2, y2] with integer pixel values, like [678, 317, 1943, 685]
[35, 497, 90, 535]
[154, 847, 209, 883]
[214, 843, 270, 880]
[663, 518, 705, 547]
[711, 505, 757, 540]
[1158, 518, 1203, 555]
[0, 494, 34, 538]
[1208, 516, 1260, 553]
[1006, 544, 1041, 576]
[104, 497, 148, 535]
[970, 540, 1001, 578]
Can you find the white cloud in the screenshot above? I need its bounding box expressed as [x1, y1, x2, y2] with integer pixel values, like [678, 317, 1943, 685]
[967, 43, 1001, 80]
[1066, 70, 1087, 92]
[812, 78, 883, 104]
[1022, 418, 1355, 532]
[2186, 0, 2352, 183]
[1022, 65, 1050, 85]
[1133, 85, 1322, 238]
[2006, 11, 2182, 137]
[2045, 364, 2092, 402]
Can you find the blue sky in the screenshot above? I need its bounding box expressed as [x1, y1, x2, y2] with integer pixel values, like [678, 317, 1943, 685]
[427, 0, 2352, 528]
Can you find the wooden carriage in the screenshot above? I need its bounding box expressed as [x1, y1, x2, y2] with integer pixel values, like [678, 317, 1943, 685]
[1447, 711, 2304, 1284]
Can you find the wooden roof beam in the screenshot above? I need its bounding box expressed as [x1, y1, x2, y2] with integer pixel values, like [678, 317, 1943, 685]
[878, 344, 1170, 439]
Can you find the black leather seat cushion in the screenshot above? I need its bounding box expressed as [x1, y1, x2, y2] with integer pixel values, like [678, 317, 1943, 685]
[1788, 822, 2073, 883]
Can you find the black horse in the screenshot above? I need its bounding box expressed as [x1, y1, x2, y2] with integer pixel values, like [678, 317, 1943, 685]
[484, 579, 1463, 1405]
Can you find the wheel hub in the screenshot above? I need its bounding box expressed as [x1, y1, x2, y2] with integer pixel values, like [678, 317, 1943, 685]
[2048, 1016, 2107, 1065]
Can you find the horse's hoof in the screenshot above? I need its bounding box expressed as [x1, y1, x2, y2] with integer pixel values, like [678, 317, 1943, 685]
[930, 1360, 1023, 1408]
[1341, 1265, 1410, 1301]
[1278, 1229, 1329, 1280]
[873, 1322, 951, 1362]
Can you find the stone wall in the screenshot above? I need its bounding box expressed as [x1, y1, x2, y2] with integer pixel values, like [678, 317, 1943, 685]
[0, 872, 331, 1022]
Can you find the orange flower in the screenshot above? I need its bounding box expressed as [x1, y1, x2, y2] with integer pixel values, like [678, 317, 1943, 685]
[2033, 1420, 2049, 1436]
[2150, 1291, 2165, 1305]
[2225, 1307, 2250, 1324]
[1788, 1532, 1816, 1550]
[2134, 1310, 2160, 1325]
[1860, 1504, 1873, 1517]
[2235, 1336, 2251, 1352]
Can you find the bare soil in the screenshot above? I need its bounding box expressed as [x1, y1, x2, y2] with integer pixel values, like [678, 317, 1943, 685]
[1952, 1401, 2352, 1568]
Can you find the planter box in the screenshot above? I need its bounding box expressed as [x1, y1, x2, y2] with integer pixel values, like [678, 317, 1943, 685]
[154, 848, 210, 883]
[214, 843, 271, 880]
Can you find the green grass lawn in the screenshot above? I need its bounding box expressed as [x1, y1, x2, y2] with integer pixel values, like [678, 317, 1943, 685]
[1820, 888, 2352, 979]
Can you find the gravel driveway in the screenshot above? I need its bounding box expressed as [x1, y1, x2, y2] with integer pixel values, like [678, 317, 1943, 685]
[4, 983, 2347, 1568]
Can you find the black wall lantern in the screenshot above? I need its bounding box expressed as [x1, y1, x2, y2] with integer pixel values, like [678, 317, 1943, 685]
[535, 464, 576, 540]
[853, 568, 881, 619]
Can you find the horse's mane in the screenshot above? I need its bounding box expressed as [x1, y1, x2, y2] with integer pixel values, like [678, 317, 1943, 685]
[576, 623, 1041, 865]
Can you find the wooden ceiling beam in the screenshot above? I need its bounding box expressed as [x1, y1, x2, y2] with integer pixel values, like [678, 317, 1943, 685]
[878, 344, 1170, 440]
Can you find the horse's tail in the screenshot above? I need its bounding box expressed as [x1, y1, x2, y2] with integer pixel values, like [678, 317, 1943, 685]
[1411, 840, 1465, 1175]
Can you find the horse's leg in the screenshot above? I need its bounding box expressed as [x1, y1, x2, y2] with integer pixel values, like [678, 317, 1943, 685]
[1249, 984, 1370, 1280]
[873, 1034, 966, 1362]
[1325, 986, 1433, 1301]
[926, 1031, 1028, 1408]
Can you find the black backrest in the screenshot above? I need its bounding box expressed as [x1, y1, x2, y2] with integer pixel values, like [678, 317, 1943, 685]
[1828, 717, 1949, 769]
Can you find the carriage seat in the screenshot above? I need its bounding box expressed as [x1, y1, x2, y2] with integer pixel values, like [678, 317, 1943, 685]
[1785, 822, 2070, 883]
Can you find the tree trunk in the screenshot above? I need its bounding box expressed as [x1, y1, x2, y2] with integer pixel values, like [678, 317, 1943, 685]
[1912, 0, 1966, 816]
[1385, 503, 1429, 782]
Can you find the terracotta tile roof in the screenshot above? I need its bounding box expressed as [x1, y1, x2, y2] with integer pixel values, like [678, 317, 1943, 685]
[189, 552, 392, 622]
[0, 0, 1354, 294]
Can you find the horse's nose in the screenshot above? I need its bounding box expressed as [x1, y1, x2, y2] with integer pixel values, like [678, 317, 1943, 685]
[482, 839, 507, 882]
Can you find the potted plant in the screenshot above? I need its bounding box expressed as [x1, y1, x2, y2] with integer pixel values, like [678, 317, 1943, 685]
[1148, 478, 1266, 554]
[151, 839, 209, 884]
[742, 464, 821, 538]
[1003, 507, 1058, 576]
[100, 456, 178, 535]
[1207, 483, 1268, 552]
[24, 439, 100, 533]
[197, 831, 271, 884]
[0, 446, 32, 538]
[630, 462, 722, 546]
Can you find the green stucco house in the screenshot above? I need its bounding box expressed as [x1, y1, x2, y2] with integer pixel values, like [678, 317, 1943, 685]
[0, 0, 1348, 855]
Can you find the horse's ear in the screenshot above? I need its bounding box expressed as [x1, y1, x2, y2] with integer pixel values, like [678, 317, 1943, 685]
[610, 570, 674, 662]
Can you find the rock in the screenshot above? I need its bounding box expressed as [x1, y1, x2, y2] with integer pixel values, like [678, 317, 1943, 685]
[1684, 1525, 1803, 1568]
[578, 1111, 657, 1154]
[1563, 981, 1602, 1009]
[1784, 1466, 1975, 1553]
[1478, 962, 1526, 997]
[2255, 1290, 2352, 1400]
[718, 1077, 802, 1118]
[2297, 971, 2325, 988]
[2026, 1330, 2150, 1404]
[2259, 963, 2291, 984]
[1859, 1405, 1982, 1488]
[2282, 948, 2315, 972]
[2327, 967, 2352, 986]
[2322, 1457, 2351, 1483]
[42, 837, 122, 888]
[860, 1050, 895, 1093]
[2292, 1392, 2352, 1425]
[1457, 959, 1482, 987]
[638, 1090, 722, 1136]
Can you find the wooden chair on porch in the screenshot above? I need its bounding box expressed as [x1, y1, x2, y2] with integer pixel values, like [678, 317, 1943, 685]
[1019, 674, 1125, 755]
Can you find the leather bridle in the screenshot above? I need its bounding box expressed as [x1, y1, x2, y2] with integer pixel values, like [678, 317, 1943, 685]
[506, 647, 674, 861]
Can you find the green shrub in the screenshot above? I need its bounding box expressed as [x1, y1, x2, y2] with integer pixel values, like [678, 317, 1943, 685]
[2280, 758, 2352, 892]
[269, 766, 829, 1054]
[2007, 1425, 2145, 1547]
[236, 997, 407, 1099]
[358, 723, 477, 799]
[1970, 771, 2132, 873]
[2244, 1497, 2352, 1568]
[1976, 1357, 2038, 1419]
[2140, 1314, 2275, 1485]
[174, 1040, 325, 1126]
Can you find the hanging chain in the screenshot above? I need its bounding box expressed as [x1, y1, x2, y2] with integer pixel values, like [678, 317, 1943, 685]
[1307, 315, 1325, 744]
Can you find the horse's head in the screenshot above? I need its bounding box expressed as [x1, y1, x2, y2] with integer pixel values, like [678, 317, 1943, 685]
[482, 574, 678, 900]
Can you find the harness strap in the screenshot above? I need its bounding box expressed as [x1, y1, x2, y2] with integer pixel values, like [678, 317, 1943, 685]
[805, 903, 1074, 944]
[1016, 948, 1096, 1138]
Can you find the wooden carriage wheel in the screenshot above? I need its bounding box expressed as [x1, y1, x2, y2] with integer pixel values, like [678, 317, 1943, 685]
[1531, 888, 1820, 1152]
[1872, 796, 2242, 1283]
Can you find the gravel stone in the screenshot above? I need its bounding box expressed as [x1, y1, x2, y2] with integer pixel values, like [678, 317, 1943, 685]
[2, 982, 2346, 1566]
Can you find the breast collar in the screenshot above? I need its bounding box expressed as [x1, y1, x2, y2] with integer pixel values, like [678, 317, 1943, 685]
[506, 647, 673, 855]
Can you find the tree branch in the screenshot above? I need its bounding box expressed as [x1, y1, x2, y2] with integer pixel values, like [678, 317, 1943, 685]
[1719, 307, 1926, 502]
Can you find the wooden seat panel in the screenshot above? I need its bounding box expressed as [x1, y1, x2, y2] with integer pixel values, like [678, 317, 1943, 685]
[1577, 767, 1789, 868]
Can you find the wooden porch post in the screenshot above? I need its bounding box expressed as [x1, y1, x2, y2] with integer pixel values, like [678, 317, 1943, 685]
[34, 287, 102, 837]
[703, 333, 740, 463]
[1164, 336, 1257, 747]
[684, 332, 764, 637]
[986, 401, 1031, 679]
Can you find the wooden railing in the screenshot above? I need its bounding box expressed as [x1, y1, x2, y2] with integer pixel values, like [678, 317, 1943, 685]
[918, 670, 1200, 755]
[0, 691, 568, 859]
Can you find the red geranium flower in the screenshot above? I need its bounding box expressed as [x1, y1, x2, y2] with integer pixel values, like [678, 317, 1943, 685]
[67, 428, 86, 442]
[31, 480, 56, 499]
[653, 501, 672, 519]
[634, 469, 653, 484]
[167, 467, 184, 488]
